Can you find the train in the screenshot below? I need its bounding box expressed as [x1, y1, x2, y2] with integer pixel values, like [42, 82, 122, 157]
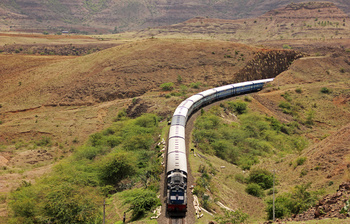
[166, 78, 274, 214]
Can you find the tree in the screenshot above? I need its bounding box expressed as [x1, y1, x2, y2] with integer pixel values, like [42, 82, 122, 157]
[248, 169, 274, 190]
[98, 151, 136, 185]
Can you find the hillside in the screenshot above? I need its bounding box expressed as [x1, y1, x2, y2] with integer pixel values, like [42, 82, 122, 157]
[0, 0, 349, 34]
[126, 1, 350, 43]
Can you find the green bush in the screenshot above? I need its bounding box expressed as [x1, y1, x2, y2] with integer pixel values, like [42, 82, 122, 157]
[177, 75, 182, 83]
[320, 87, 331, 94]
[120, 188, 160, 218]
[281, 92, 292, 102]
[35, 136, 52, 147]
[295, 88, 302, 93]
[98, 151, 137, 185]
[245, 183, 265, 197]
[227, 100, 248, 114]
[266, 194, 292, 219]
[266, 182, 319, 219]
[114, 109, 127, 121]
[279, 101, 291, 110]
[160, 82, 174, 91]
[9, 181, 102, 223]
[74, 146, 108, 160]
[135, 114, 158, 128]
[296, 157, 307, 166]
[190, 82, 201, 89]
[283, 44, 292, 49]
[305, 109, 315, 126]
[215, 209, 249, 224]
[41, 184, 102, 223]
[248, 169, 274, 190]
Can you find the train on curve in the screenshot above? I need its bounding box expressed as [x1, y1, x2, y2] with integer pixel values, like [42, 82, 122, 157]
[166, 78, 274, 214]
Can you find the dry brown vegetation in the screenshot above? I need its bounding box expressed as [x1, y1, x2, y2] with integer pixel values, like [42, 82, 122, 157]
[0, 2, 350, 223]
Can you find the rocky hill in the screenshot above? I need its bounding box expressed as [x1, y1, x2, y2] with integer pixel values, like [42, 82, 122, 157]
[129, 1, 350, 43]
[0, 0, 349, 34]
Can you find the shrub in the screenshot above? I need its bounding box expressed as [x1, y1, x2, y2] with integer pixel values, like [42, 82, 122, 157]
[300, 168, 308, 177]
[305, 109, 315, 126]
[281, 92, 292, 102]
[41, 184, 102, 223]
[74, 146, 106, 160]
[177, 75, 182, 83]
[190, 82, 201, 89]
[135, 114, 158, 128]
[279, 101, 291, 110]
[114, 109, 127, 121]
[296, 157, 307, 166]
[180, 85, 188, 95]
[35, 136, 52, 147]
[244, 95, 253, 102]
[246, 183, 265, 197]
[160, 82, 174, 91]
[98, 151, 137, 185]
[120, 188, 160, 218]
[295, 88, 302, 93]
[266, 183, 318, 219]
[238, 155, 259, 170]
[320, 87, 331, 94]
[248, 169, 274, 190]
[215, 209, 249, 224]
[234, 173, 247, 184]
[227, 100, 248, 114]
[278, 101, 294, 114]
[9, 181, 102, 223]
[266, 194, 292, 219]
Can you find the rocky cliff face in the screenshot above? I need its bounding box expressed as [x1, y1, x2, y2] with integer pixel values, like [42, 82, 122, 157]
[0, 0, 349, 34]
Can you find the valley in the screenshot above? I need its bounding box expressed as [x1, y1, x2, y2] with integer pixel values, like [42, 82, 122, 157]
[0, 1, 349, 223]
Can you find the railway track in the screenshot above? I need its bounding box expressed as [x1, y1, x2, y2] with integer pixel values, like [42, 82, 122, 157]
[169, 217, 185, 224]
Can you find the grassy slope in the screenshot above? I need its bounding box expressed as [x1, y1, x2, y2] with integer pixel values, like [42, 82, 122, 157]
[185, 51, 350, 223]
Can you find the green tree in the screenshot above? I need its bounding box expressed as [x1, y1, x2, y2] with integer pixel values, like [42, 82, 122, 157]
[290, 182, 317, 214]
[98, 151, 137, 185]
[248, 169, 274, 190]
